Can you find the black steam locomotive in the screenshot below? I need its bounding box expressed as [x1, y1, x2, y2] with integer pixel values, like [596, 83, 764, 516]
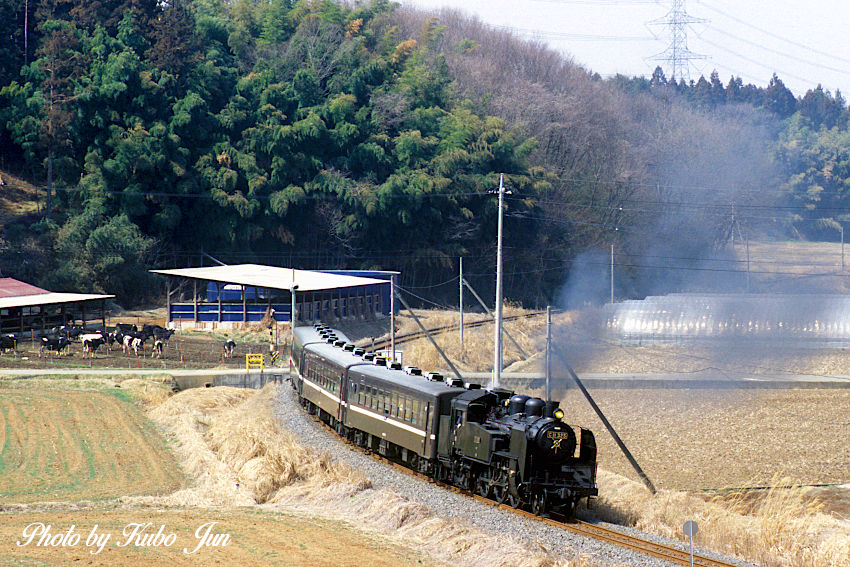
[290, 324, 597, 515]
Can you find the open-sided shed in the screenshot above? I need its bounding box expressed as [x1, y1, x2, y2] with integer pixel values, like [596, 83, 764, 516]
[0, 278, 113, 334]
[150, 264, 396, 328]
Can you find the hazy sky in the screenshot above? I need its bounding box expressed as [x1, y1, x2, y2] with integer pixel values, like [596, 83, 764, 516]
[401, 0, 850, 97]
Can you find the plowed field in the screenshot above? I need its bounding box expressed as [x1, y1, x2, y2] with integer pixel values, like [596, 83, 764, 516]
[0, 390, 183, 503]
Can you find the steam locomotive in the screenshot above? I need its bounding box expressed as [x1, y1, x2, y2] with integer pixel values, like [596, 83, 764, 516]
[290, 324, 598, 516]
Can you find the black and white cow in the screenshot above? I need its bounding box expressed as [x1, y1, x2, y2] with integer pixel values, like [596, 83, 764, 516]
[41, 336, 70, 356]
[121, 332, 148, 356]
[152, 339, 165, 358]
[153, 328, 175, 342]
[222, 339, 236, 359]
[52, 325, 85, 339]
[115, 323, 137, 336]
[0, 334, 17, 353]
[80, 332, 107, 356]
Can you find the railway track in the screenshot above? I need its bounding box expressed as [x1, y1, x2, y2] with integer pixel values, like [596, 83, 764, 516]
[364, 310, 547, 351]
[307, 413, 740, 567]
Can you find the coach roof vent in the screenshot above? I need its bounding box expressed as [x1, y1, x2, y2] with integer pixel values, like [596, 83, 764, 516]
[353, 347, 365, 356]
[387, 361, 402, 370]
[404, 366, 422, 375]
[363, 352, 376, 361]
[343, 343, 355, 351]
[424, 371, 444, 382]
[373, 356, 387, 366]
[464, 383, 481, 390]
[333, 340, 345, 347]
[446, 377, 464, 387]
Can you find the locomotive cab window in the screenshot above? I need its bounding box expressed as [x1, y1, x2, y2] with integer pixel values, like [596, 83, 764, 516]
[467, 403, 486, 423]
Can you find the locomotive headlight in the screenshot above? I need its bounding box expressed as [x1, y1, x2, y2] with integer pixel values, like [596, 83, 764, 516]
[553, 409, 564, 420]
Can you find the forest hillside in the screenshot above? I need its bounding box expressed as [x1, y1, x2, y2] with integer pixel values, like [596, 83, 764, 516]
[1, 0, 847, 306]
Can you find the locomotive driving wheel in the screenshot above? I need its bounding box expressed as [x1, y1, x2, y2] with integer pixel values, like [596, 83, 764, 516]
[493, 470, 509, 504]
[531, 491, 547, 516]
[476, 475, 492, 498]
[507, 491, 522, 509]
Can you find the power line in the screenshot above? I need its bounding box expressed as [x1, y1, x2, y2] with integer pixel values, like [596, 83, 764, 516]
[698, 35, 820, 89]
[699, 0, 850, 67]
[704, 25, 850, 78]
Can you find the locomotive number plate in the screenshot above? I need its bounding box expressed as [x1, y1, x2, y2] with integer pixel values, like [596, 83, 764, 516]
[547, 431, 570, 440]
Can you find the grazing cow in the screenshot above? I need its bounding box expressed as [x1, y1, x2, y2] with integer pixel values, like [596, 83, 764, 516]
[141, 324, 164, 338]
[153, 339, 164, 358]
[80, 332, 107, 356]
[130, 336, 147, 356]
[152, 328, 175, 342]
[109, 330, 126, 350]
[0, 334, 16, 353]
[121, 333, 147, 355]
[52, 325, 85, 339]
[115, 323, 137, 335]
[41, 336, 70, 356]
[223, 339, 236, 359]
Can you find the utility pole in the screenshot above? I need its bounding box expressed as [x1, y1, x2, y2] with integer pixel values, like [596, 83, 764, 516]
[610, 244, 615, 304]
[545, 306, 552, 402]
[24, 0, 29, 66]
[390, 273, 395, 362]
[746, 232, 750, 293]
[493, 174, 505, 389]
[841, 225, 845, 271]
[459, 257, 464, 348]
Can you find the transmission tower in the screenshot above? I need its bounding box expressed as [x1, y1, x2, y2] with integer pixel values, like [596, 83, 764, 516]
[648, 0, 707, 83]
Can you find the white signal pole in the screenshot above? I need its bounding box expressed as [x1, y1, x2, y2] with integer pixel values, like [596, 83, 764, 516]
[493, 174, 505, 389]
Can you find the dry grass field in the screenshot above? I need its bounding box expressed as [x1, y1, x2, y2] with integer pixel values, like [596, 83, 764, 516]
[542, 387, 850, 490]
[734, 240, 850, 293]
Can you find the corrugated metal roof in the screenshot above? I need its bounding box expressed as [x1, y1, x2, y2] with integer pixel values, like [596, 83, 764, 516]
[0, 278, 50, 298]
[0, 292, 114, 309]
[150, 264, 389, 293]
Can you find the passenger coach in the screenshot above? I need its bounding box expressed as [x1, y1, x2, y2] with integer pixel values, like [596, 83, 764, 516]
[291, 325, 466, 471]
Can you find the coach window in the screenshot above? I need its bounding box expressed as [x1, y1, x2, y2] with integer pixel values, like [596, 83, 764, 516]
[390, 393, 398, 417]
[404, 397, 412, 423]
[411, 399, 420, 426]
[382, 391, 389, 414]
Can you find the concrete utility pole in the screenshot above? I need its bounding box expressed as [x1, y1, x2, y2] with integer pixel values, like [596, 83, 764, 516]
[459, 257, 464, 348]
[493, 173, 505, 389]
[390, 274, 396, 362]
[545, 306, 552, 402]
[610, 244, 615, 304]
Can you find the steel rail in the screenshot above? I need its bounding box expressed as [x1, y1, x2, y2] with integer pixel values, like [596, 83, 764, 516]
[305, 413, 740, 567]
